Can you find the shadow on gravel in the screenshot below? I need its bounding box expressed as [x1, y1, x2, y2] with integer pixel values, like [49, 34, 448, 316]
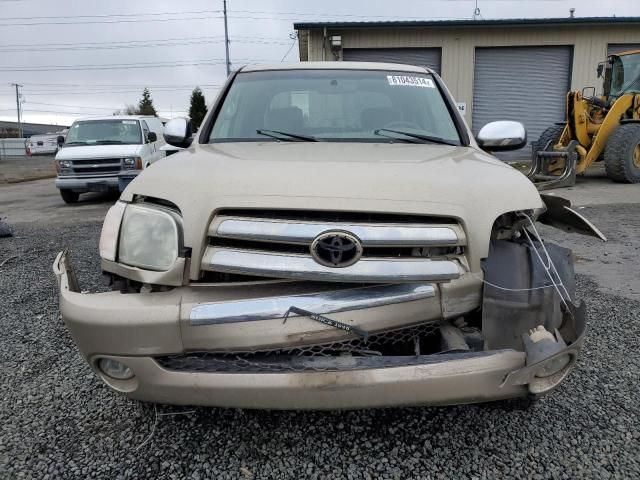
[66, 191, 120, 205]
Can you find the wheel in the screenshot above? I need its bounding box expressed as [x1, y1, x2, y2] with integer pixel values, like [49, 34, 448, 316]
[59, 189, 80, 204]
[533, 124, 565, 154]
[604, 123, 640, 183]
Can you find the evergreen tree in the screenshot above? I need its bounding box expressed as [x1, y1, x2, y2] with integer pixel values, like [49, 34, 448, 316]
[137, 88, 157, 116]
[188, 87, 207, 130]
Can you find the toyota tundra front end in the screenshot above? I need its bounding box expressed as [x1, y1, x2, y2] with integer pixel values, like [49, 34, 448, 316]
[54, 63, 599, 409]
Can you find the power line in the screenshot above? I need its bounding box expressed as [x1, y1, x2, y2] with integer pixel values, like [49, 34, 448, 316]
[18, 82, 222, 88]
[229, 9, 463, 20]
[1, 9, 220, 21]
[21, 101, 121, 111]
[0, 37, 290, 53]
[6, 87, 223, 96]
[0, 59, 245, 72]
[0, 34, 292, 49]
[0, 15, 222, 27]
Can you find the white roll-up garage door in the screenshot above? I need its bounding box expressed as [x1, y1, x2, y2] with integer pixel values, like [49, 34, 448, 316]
[342, 48, 441, 74]
[472, 46, 572, 160]
[608, 44, 640, 55]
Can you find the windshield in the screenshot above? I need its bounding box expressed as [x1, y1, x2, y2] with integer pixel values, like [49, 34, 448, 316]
[209, 69, 461, 144]
[610, 53, 640, 97]
[65, 119, 142, 145]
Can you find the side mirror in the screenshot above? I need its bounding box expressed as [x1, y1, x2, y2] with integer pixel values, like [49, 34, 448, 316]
[57, 135, 65, 147]
[163, 118, 193, 148]
[147, 131, 157, 143]
[597, 62, 604, 78]
[476, 121, 527, 152]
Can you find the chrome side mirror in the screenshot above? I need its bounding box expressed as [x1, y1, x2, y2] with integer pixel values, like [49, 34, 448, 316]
[163, 118, 193, 148]
[476, 121, 527, 151]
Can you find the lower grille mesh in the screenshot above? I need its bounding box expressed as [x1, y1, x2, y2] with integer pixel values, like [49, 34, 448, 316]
[155, 321, 440, 373]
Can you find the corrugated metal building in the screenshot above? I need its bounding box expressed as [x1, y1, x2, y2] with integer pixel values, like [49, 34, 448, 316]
[294, 17, 640, 149]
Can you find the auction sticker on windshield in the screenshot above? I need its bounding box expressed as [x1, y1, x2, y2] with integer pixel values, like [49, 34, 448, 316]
[387, 75, 435, 88]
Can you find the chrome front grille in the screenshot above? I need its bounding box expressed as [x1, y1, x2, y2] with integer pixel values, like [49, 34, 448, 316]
[201, 210, 467, 283]
[69, 158, 122, 176]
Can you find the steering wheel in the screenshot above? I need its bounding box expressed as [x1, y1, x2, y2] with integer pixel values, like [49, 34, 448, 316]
[382, 120, 422, 130]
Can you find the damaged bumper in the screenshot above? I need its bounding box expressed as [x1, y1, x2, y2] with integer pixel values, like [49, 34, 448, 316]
[54, 251, 586, 410]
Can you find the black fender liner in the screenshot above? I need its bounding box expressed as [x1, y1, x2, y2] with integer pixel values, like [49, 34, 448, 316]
[481, 239, 576, 351]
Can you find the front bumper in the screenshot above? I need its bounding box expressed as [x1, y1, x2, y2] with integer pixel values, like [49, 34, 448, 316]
[55, 175, 120, 192]
[54, 251, 586, 409]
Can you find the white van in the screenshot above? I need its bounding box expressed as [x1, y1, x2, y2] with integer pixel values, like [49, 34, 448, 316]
[26, 131, 65, 155]
[54, 115, 166, 203]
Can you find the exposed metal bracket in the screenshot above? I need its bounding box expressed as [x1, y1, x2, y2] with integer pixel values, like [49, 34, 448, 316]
[526, 140, 578, 191]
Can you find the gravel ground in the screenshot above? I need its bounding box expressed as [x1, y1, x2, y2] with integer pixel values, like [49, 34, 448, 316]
[1, 216, 639, 479]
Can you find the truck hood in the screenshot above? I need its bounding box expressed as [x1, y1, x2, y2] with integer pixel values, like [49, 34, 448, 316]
[56, 144, 143, 160]
[121, 142, 543, 271]
[123, 142, 540, 207]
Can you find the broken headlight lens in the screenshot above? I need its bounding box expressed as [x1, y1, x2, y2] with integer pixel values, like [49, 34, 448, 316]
[99, 201, 127, 262]
[118, 203, 182, 271]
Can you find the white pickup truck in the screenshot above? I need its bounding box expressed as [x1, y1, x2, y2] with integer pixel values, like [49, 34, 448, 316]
[54, 115, 166, 203]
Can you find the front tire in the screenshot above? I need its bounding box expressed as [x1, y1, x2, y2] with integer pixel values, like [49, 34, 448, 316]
[533, 124, 565, 156]
[59, 189, 80, 204]
[604, 123, 640, 183]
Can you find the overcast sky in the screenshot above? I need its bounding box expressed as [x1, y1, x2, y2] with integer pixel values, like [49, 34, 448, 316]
[0, 0, 638, 126]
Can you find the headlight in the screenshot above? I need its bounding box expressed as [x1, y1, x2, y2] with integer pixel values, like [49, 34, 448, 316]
[122, 157, 142, 170]
[118, 203, 181, 271]
[59, 160, 71, 168]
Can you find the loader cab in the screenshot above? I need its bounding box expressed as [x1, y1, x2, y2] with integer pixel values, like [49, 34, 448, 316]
[601, 51, 640, 99]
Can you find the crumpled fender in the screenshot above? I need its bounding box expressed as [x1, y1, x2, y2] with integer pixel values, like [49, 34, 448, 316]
[538, 194, 607, 241]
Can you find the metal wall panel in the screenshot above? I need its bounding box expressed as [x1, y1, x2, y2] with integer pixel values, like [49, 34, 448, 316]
[607, 43, 640, 55]
[304, 24, 640, 127]
[472, 46, 572, 160]
[342, 48, 441, 74]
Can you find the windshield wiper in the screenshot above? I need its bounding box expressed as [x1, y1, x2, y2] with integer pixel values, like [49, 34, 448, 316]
[95, 140, 125, 144]
[374, 128, 458, 146]
[64, 141, 87, 145]
[256, 129, 317, 142]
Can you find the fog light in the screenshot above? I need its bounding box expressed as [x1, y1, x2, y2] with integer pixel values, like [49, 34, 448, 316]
[524, 326, 571, 378]
[98, 358, 134, 380]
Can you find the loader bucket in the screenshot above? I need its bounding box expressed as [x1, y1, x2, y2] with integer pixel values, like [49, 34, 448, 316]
[525, 140, 578, 191]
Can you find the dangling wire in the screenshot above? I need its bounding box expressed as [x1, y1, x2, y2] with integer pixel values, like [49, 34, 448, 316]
[280, 32, 298, 62]
[472, 0, 484, 20]
[517, 212, 575, 319]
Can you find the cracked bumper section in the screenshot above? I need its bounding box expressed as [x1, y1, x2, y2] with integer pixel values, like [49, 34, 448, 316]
[53, 251, 585, 409]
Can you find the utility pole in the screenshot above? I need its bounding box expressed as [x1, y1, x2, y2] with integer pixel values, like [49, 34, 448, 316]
[223, 0, 230, 76]
[11, 83, 23, 138]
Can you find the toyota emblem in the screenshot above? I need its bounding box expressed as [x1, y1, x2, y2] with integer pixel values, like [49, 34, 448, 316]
[310, 231, 363, 268]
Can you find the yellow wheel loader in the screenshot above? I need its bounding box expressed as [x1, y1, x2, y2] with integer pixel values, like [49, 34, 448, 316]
[528, 50, 640, 190]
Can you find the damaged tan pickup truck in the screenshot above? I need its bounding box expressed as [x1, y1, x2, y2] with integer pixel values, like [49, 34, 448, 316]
[54, 63, 605, 409]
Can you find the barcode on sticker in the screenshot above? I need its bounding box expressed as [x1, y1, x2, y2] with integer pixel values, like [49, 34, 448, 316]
[387, 75, 435, 88]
